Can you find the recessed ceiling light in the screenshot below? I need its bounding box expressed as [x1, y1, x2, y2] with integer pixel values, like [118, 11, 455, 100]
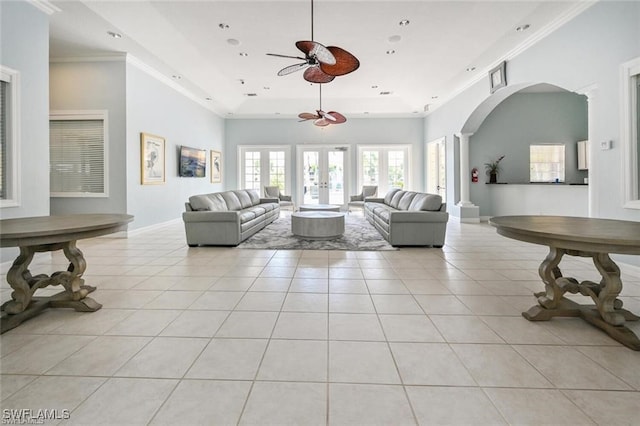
[399, 19, 410, 26]
[379, 91, 392, 95]
[239, 52, 248, 57]
[205, 97, 212, 101]
[263, 86, 270, 90]
[386, 50, 395, 55]
[466, 67, 476, 72]
[245, 93, 257, 97]
[431, 96, 439, 99]
[107, 31, 122, 39]
[239, 79, 245, 85]
[227, 38, 240, 46]
[172, 74, 182, 80]
[371, 85, 378, 89]
[516, 24, 530, 32]
[219, 23, 229, 29]
[388, 35, 402, 43]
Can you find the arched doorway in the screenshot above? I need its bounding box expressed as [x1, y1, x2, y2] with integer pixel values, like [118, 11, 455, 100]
[454, 82, 593, 221]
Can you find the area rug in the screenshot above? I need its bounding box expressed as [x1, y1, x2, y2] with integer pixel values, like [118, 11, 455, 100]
[238, 214, 396, 250]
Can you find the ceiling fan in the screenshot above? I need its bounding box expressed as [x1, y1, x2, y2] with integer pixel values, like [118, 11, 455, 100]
[298, 84, 347, 127]
[266, 0, 360, 84]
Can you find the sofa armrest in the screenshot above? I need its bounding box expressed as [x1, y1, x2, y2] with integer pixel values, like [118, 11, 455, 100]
[364, 197, 386, 204]
[182, 211, 240, 222]
[350, 195, 363, 202]
[389, 211, 449, 223]
[260, 197, 279, 204]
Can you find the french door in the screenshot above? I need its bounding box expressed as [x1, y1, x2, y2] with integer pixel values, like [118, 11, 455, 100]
[297, 146, 348, 207]
[426, 137, 446, 201]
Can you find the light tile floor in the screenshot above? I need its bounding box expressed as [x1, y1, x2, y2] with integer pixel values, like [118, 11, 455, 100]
[2, 216, 640, 425]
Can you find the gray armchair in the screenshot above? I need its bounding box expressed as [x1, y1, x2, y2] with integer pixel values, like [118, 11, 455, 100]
[348, 185, 378, 213]
[264, 186, 294, 211]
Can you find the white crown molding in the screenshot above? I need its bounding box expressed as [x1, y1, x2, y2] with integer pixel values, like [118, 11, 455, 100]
[49, 55, 127, 64]
[26, 0, 60, 15]
[427, 1, 597, 116]
[125, 55, 225, 118]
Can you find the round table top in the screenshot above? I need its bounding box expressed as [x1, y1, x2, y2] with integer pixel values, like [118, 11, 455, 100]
[299, 204, 341, 212]
[292, 211, 345, 219]
[0, 214, 134, 247]
[489, 215, 640, 254]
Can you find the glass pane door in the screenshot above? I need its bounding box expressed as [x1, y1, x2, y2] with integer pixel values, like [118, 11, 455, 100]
[302, 151, 320, 205]
[426, 138, 446, 201]
[327, 151, 344, 205]
[298, 146, 348, 207]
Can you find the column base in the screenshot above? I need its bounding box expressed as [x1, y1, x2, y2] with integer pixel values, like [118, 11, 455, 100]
[452, 204, 480, 223]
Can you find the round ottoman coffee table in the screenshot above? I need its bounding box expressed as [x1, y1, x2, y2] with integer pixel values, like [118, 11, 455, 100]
[291, 211, 345, 240]
[298, 204, 341, 212]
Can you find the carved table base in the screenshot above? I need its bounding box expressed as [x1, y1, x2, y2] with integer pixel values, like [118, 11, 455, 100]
[523, 247, 640, 350]
[0, 241, 102, 334]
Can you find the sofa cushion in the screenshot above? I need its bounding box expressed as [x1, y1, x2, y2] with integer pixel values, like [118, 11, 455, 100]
[188, 195, 214, 211]
[239, 210, 257, 223]
[383, 188, 401, 205]
[389, 190, 406, 209]
[233, 190, 253, 209]
[189, 193, 228, 211]
[221, 191, 242, 211]
[409, 193, 443, 211]
[246, 189, 261, 205]
[398, 192, 417, 210]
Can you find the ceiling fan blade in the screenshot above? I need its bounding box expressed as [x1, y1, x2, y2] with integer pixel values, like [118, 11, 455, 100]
[319, 46, 360, 76]
[298, 112, 319, 120]
[303, 66, 335, 84]
[321, 111, 337, 122]
[326, 111, 347, 124]
[277, 62, 309, 76]
[267, 53, 307, 61]
[296, 40, 336, 65]
[313, 118, 331, 127]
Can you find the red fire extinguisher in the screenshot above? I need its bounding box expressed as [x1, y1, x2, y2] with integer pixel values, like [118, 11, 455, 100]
[471, 168, 479, 183]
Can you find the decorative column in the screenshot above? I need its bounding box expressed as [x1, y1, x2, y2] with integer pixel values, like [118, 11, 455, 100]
[457, 133, 475, 207]
[455, 132, 480, 222]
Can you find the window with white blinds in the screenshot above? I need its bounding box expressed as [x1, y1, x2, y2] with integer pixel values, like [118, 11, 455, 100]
[0, 80, 7, 200]
[50, 111, 108, 197]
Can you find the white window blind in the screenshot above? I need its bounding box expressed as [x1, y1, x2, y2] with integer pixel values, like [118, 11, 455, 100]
[50, 114, 107, 196]
[530, 144, 565, 183]
[0, 80, 7, 200]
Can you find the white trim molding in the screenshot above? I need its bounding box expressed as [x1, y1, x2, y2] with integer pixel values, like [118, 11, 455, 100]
[620, 57, 640, 209]
[0, 65, 21, 209]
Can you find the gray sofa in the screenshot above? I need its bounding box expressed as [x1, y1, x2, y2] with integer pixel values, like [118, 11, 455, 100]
[182, 189, 280, 246]
[364, 189, 449, 247]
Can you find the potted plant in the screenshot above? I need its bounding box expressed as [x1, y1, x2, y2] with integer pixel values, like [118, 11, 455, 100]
[485, 155, 505, 184]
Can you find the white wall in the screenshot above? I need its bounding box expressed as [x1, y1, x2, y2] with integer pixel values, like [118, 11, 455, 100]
[470, 92, 588, 217]
[49, 59, 128, 215]
[0, 1, 50, 263]
[225, 117, 424, 200]
[425, 1, 640, 264]
[126, 62, 225, 230]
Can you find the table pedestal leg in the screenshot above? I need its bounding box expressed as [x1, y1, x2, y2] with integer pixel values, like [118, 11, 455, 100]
[1, 241, 101, 333]
[523, 247, 640, 350]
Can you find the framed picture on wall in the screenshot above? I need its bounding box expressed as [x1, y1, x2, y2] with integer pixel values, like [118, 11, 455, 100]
[211, 150, 222, 183]
[489, 61, 507, 94]
[140, 132, 166, 185]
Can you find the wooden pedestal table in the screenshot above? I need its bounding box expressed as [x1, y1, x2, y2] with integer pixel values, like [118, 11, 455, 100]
[0, 214, 134, 333]
[489, 215, 640, 350]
